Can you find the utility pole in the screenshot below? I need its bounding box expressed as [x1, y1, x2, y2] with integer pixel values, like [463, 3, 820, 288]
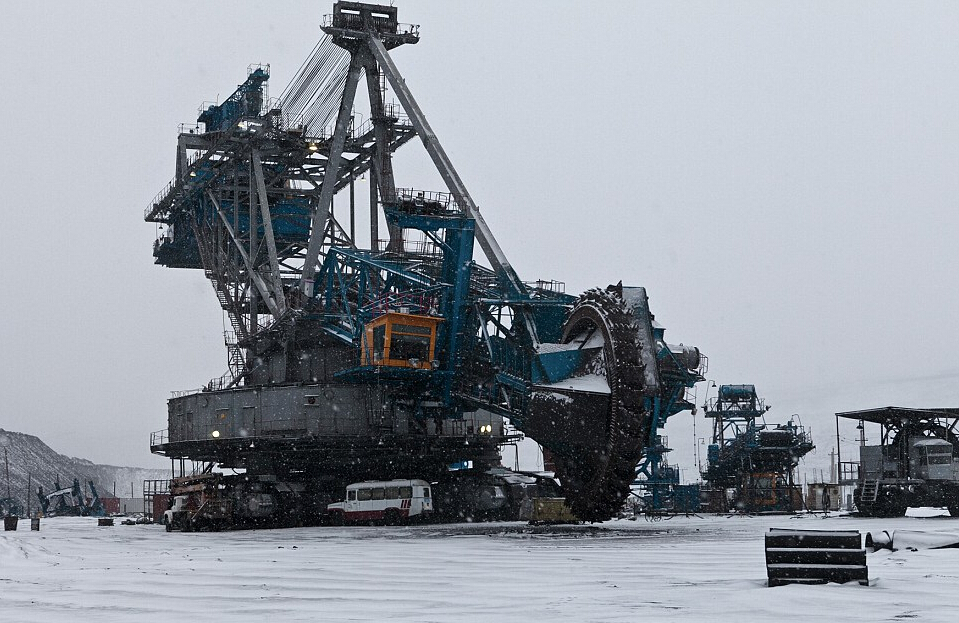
[829, 448, 837, 483]
[3, 448, 9, 499]
[0, 433, 10, 506]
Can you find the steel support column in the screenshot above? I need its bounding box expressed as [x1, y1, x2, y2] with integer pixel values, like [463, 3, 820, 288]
[207, 190, 281, 318]
[300, 55, 365, 296]
[251, 150, 288, 316]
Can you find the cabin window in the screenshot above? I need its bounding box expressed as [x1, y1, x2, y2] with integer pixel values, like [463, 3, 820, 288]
[423, 487, 431, 498]
[390, 333, 431, 361]
[385, 487, 399, 499]
[394, 324, 431, 336]
[347, 490, 356, 501]
[399, 486, 412, 498]
[357, 488, 372, 501]
[370, 488, 385, 501]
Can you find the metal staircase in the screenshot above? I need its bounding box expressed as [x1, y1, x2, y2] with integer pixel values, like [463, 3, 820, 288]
[860, 479, 879, 503]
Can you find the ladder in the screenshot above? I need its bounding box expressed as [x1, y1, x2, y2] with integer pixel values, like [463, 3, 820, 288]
[860, 479, 879, 503]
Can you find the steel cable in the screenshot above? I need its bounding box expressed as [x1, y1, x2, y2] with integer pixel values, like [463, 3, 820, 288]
[279, 36, 348, 128]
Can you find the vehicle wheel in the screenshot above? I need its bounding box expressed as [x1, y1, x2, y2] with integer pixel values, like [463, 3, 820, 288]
[165, 521, 173, 532]
[875, 488, 908, 517]
[949, 506, 959, 518]
[384, 508, 401, 526]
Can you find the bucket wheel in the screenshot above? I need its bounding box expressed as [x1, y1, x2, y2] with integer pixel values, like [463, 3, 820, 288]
[529, 285, 649, 522]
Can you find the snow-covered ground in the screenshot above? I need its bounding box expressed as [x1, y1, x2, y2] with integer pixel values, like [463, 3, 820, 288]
[3, 512, 959, 622]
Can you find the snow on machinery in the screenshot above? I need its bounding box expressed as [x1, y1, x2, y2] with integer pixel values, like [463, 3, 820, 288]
[36, 478, 107, 518]
[701, 385, 813, 512]
[145, 1, 705, 525]
[837, 407, 959, 517]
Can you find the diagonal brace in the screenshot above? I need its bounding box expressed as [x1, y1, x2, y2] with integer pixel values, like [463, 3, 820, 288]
[300, 54, 365, 296]
[251, 150, 287, 315]
[207, 190, 282, 319]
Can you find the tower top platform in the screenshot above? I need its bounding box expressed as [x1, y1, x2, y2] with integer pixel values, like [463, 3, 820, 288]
[322, 2, 420, 49]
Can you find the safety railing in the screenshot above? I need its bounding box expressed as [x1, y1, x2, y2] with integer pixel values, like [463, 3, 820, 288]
[387, 188, 465, 217]
[351, 109, 412, 137]
[839, 461, 861, 485]
[150, 429, 169, 447]
[203, 373, 233, 393]
[322, 13, 420, 38]
[144, 150, 208, 220]
[145, 180, 177, 220]
[524, 279, 565, 294]
[293, 109, 413, 143]
[247, 63, 271, 78]
[365, 291, 437, 317]
[170, 388, 202, 398]
[375, 237, 443, 257]
[197, 100, 218, 117]
[178, 122, 203, 135]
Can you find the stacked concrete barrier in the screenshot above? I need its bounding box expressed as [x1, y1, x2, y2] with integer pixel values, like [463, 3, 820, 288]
[765, 528, 868, 587]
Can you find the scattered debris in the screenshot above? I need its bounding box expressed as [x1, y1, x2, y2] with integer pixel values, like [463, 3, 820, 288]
[867, 529, 959, 552]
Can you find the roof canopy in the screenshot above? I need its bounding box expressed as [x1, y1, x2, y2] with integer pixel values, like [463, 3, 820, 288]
[835, 407, 959, 424]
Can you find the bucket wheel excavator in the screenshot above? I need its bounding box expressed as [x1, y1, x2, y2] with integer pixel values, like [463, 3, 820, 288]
[146, 2, 704, 524]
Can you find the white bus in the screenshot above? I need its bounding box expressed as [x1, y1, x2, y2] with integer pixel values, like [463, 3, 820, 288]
[327, 479, 433, 524]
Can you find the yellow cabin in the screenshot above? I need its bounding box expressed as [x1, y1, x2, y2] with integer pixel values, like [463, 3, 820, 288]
[361, 312, 442, 369]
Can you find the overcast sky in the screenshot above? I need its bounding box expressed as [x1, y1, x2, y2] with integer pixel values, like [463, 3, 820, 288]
[1, 1, 957, 470]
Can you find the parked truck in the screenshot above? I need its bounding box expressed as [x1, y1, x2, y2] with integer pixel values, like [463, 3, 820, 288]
[837, 407, 959, 517]
[162, 473, 234, 531]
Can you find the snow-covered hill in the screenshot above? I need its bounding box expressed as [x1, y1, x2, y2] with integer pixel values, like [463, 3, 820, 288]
[0, 428, 169, 509]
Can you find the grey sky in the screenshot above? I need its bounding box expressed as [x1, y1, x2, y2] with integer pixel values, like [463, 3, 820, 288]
[1, 1, 957, 470]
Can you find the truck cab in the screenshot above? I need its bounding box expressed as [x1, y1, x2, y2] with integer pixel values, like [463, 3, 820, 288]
[163, 495, 190, 531]
[910, 437, 959, 482]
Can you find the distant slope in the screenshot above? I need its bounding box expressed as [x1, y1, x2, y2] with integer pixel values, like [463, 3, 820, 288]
[0, 428, 170, 510]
